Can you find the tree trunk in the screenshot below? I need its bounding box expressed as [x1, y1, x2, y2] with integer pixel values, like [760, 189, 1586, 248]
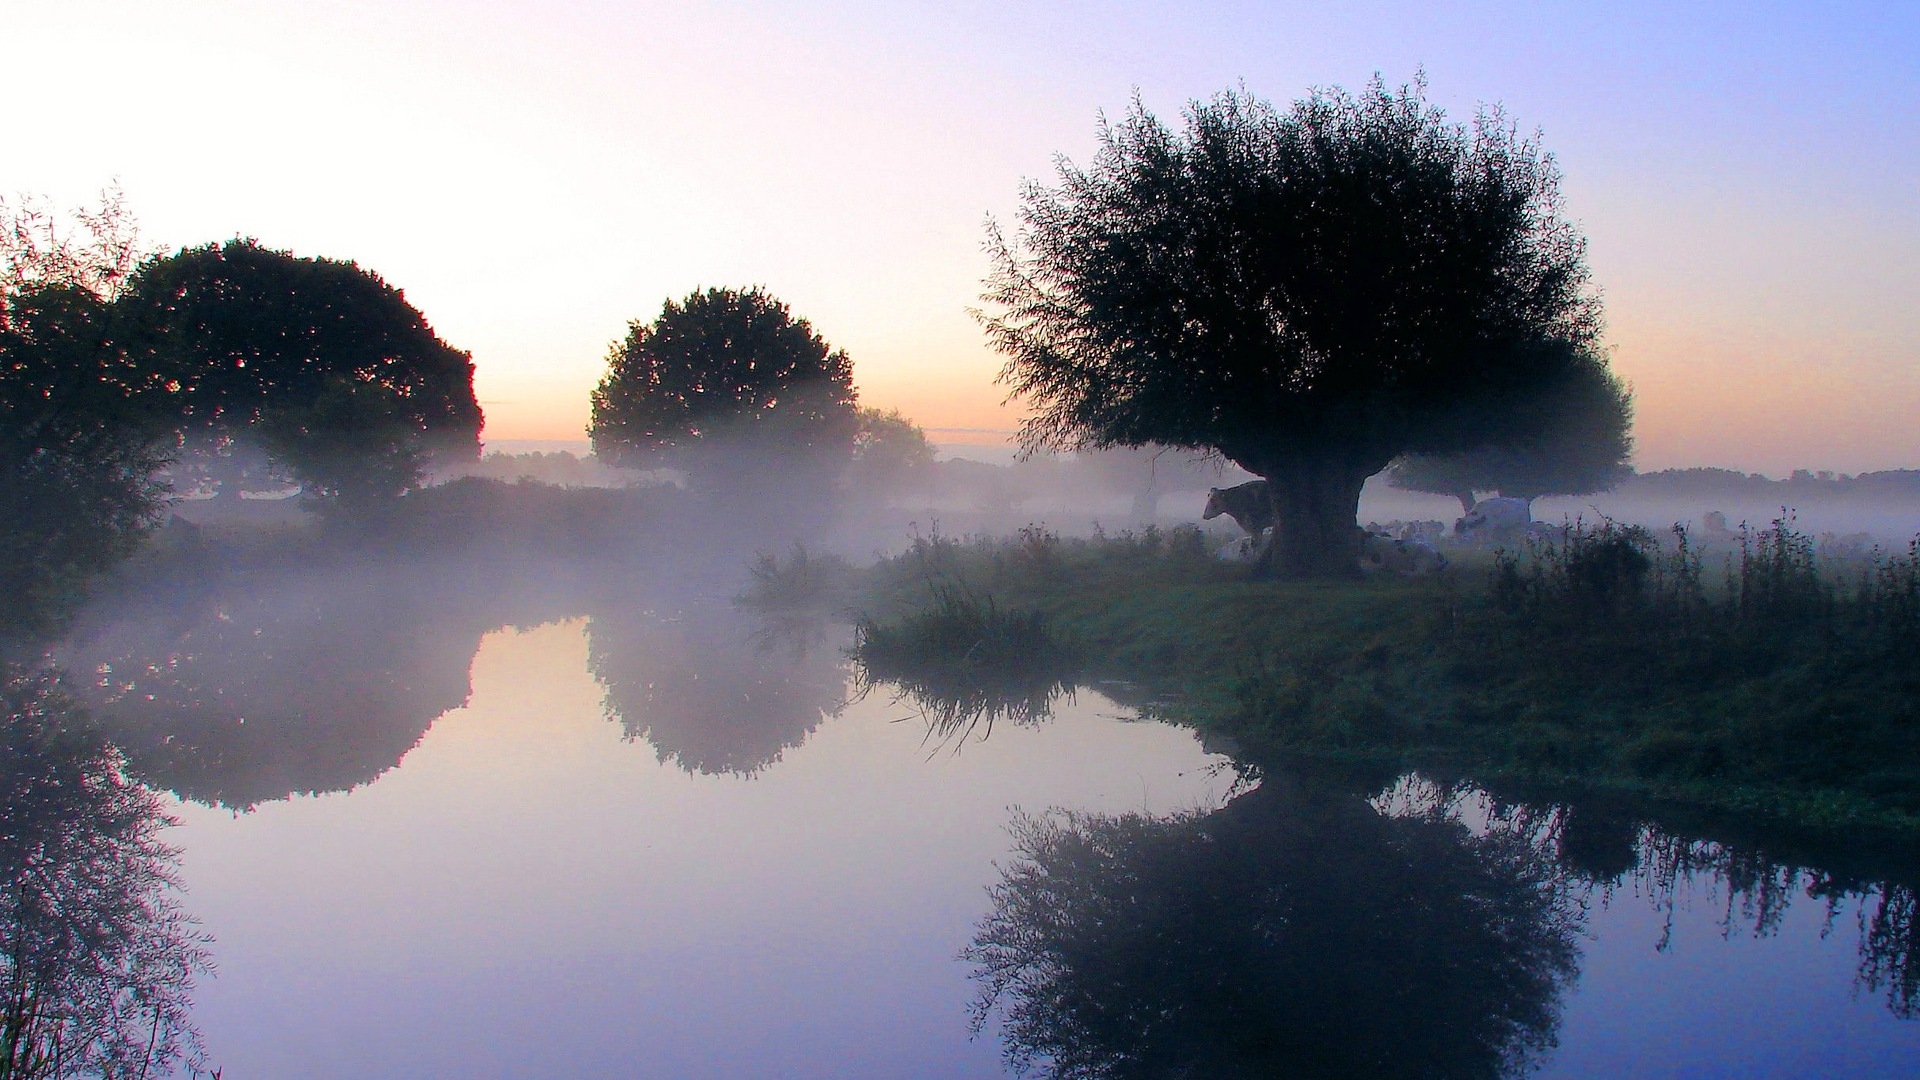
[1454, 491, 1477, 517]
[1250, 457, 1374, 580]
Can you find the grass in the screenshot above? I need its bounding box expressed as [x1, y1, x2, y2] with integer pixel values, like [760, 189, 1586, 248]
[851, 578, 1084, 747]
[846, 517, 1920, 834]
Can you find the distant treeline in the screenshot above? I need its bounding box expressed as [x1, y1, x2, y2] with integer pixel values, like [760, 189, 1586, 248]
[1621, 467, 1920, 499]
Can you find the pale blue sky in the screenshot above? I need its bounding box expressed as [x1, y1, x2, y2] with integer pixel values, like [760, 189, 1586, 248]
[8, 0, 1916, 472]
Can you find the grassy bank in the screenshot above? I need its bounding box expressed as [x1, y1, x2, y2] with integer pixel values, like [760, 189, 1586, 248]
[827, 521, 1920, 834]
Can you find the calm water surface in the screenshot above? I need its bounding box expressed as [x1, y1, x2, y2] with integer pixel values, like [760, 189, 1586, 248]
[167, 618, 1235, 1078]
[26, 570, 1920, 1077]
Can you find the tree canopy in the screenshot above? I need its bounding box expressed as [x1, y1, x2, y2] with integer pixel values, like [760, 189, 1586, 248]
[982, 77, 1612, 577]
[1, 190, 171, 641]
[588, 286, 859, 486]
[1389, 351, 1634, 514]
[849, 406, 937, 496]
[115, 239, 482, 499]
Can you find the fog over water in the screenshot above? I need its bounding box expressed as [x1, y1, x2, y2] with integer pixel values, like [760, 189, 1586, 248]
[13, 515, 1913, 1075]
[1, 431, 1915, 1075]
[7, 25, 1918, 1065]
[162, 618, 1236, 1078]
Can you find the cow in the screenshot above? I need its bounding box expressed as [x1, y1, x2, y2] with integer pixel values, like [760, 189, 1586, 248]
[1361, 532, 1448, 574]
[1455, 496, 1531, 543]
[1524, 521, 1569, 544]
[1202, 480, 1274, 540]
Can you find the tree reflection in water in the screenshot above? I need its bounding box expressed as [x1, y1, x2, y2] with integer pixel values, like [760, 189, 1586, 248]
[57, 560, 580, 809]
[1406, 777, 1920, 1022]
[587, 601, 850, 778]
[1, 669, 210, 1078]
[1622, 824, 1917, 1019]
[966, 776, 1583, 1080]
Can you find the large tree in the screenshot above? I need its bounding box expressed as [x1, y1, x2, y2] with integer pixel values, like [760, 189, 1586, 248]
[115, 239, 482, 500]
[0, 285, 170, 642]
[1, 191, 169, 641]
[1389, 351, 1634, 516]
[982, 77, 1608, 577]
[589, 286, 859, 493]
[848, 406, 937, 499]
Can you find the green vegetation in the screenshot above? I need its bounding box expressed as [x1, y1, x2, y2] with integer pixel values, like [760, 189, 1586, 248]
[1387, 354, 1635, 515]
[588, 286, 858, 485]
[852, 579, 1082, 743]
[119, 237, 484, 495]
[982, 77, 1613, 578]
[846, 519, 1920, 833]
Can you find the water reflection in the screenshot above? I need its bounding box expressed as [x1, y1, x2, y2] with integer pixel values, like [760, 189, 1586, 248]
[586, 600, 850, 777]
[1, 668, 209, 1077]
[1402, 778, 1920, 1022]
[56, 560, 580, 808]
[848, 620, 1080, 749]
[967, 773, 1583, 1079]
[1614, 822, 1916, 1019]
[856, 671, 1074, 751]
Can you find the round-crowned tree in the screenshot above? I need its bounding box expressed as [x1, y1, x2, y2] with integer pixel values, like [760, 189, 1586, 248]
[115, 239, 482, 501]
[1389, 353, 1634, 516]
[982, 77, 1615, 578]
[849, 406, 937, 499]
[588, 287, 859, 492]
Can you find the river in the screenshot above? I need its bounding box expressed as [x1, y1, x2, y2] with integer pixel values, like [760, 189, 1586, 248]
[14, 564, 1920, 1077]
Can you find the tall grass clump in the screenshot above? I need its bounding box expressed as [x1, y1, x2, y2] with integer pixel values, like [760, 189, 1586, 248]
[737, 543, 855, 611]
[1466, 513, 1920, 815]
[1483, 513, 1901, 659]
[851, 583, 1083, 744]
[867, 521, 1229, 613]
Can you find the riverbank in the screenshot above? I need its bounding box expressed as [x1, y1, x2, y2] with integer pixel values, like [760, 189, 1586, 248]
[832, 522, 1920, 836]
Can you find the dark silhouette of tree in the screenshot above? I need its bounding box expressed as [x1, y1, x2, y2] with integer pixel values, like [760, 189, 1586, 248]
[588, 287, 859, 499]
[1, 284, 170, 644]
[586, 600, 848, 778]
[1, 186, 148, 301]
[114, 238, 482, 502]
[256, 375, 430, 507]
[56, 562, 506, 809]
[1388, 355, 1633, 515]
[848, 406, 937, 500]
[982, 77, 1609, 578]
[0, 668, 210, 1077]
[965, 778, 1581, 1079]
[1, 190, 170, 643]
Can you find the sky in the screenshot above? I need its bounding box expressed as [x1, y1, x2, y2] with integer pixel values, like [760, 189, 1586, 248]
[6, 0, 1916, 475]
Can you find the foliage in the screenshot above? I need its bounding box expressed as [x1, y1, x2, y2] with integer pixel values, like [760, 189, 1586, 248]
[852, 583, 1082, 744]
[588, 287, 858, 488]
[966, 783, 1579, 1079]
[738, 544, 856, 612]
[0, 668, 210, 1078]
[255, 376, 427, 506]
[0, 187, 148, 301]
[115, 238, 482, 498]
[1389, 353, 1633, 511]
[981, 76, 1607, 578]
[0, 285, 171, 643]
[848, 407, 936, 496]
[0, 191, 171, 642]
[847, 517, 1920, 831]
